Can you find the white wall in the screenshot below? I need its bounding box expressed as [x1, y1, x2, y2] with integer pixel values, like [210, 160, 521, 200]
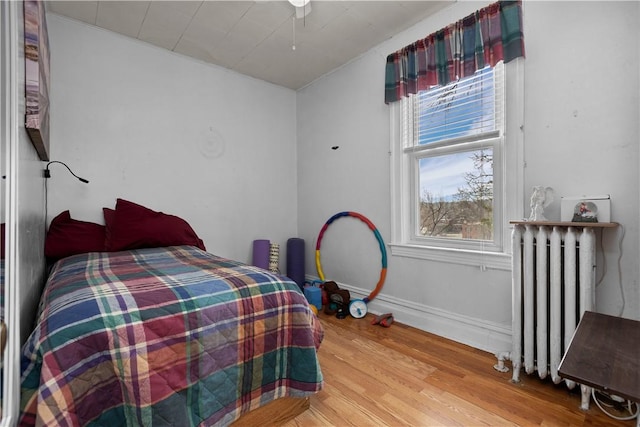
[297, 1, 640, 352]
[523, 1, 639, 318]
[47, 15, 299, 265]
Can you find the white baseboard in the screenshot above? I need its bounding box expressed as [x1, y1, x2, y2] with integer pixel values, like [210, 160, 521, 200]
[307, 276, 512, 355]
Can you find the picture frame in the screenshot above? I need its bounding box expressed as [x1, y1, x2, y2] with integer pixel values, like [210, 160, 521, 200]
[24, 0, 50, 161]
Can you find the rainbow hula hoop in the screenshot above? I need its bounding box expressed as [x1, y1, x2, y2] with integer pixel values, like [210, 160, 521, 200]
[315, 211, 387, 303]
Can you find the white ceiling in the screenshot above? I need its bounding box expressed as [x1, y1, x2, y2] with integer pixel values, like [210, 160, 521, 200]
[46, 1, 454, 90]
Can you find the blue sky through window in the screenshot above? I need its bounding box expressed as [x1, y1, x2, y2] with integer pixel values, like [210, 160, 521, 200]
[417, 67, 495, 201]
[419, 149, 493, 202]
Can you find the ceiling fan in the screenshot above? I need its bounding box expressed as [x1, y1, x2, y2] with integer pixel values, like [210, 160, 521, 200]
[288, 0, 311, 19]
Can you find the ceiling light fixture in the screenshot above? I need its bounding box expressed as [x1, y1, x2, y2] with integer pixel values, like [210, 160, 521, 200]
[288, 0, 309, 8]
[288, 0, 311, 19]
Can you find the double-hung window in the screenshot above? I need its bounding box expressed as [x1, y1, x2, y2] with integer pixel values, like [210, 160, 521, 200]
[391, 60, 519, 269]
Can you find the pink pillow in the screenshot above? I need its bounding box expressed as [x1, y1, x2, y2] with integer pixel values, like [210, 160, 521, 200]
[45, 211, 106, 260]
[108, 199, 206, 252]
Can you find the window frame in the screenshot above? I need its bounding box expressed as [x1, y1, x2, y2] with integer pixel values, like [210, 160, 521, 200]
[389, 59, 524, 271]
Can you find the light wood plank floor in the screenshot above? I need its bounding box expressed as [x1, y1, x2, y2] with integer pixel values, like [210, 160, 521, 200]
[284, 312, 635, 426]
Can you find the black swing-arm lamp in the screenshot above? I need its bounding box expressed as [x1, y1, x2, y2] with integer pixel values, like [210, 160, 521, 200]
[44, 161, 89, 184]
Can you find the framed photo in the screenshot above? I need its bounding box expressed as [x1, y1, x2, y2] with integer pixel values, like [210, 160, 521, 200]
[24, 0, 50, 161]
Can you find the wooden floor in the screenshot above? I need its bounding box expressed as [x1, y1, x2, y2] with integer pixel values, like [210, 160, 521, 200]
[284, 312, 635, 427]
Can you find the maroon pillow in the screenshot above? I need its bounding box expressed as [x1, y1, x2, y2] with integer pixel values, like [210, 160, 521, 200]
[45, 211, 106, 260]
[108, 199, 206, 252]
[103, 207, 115, 251]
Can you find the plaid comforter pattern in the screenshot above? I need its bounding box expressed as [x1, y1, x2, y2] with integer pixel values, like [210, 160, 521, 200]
[19, 246, 323, 426]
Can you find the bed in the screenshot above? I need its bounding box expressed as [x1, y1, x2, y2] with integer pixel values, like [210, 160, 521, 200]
[18, 200, 323, 426]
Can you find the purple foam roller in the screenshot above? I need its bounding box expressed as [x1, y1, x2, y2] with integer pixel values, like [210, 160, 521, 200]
[287, 238, 305, 290]
[252, 239, 270, 270]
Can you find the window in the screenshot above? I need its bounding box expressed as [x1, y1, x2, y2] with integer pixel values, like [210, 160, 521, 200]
[390, 60, 522, 270]
[414, 64, 502, 246]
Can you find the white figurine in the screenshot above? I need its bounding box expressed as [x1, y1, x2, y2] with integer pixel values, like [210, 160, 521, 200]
[529, 186, 554, 221]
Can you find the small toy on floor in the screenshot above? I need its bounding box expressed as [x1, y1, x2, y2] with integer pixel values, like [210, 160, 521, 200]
[323, 281, 351, 319]
[371, 313, 394, 328]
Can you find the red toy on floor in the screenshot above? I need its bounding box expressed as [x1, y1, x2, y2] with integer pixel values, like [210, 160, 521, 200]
[371, 313, 394, 328]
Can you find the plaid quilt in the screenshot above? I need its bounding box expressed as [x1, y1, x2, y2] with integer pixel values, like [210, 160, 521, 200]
[19, 246, 323, 426]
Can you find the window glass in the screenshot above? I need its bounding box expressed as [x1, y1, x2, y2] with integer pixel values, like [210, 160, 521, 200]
[417, 66, 496, 147]
[418, 148, 493, 241]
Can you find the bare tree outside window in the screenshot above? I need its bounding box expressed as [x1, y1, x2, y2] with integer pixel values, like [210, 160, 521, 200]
[419, 149, 493, 241]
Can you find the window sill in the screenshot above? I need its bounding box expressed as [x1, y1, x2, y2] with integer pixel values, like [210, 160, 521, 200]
[389, 243, 511, 271]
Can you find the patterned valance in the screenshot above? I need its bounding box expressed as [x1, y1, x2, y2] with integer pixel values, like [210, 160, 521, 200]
[384, 0, 525, 104]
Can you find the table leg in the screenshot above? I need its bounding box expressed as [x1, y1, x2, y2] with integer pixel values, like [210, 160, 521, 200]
[580, 384, 591, 410]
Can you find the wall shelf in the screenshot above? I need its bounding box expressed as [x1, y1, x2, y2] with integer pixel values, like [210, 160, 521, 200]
[509, 221, 619, 228]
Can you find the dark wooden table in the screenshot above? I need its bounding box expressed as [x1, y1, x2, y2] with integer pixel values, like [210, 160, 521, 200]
[558, 311, 640, 425]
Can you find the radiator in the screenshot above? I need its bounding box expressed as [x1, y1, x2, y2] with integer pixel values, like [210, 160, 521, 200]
[510, 224, 596, 387]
